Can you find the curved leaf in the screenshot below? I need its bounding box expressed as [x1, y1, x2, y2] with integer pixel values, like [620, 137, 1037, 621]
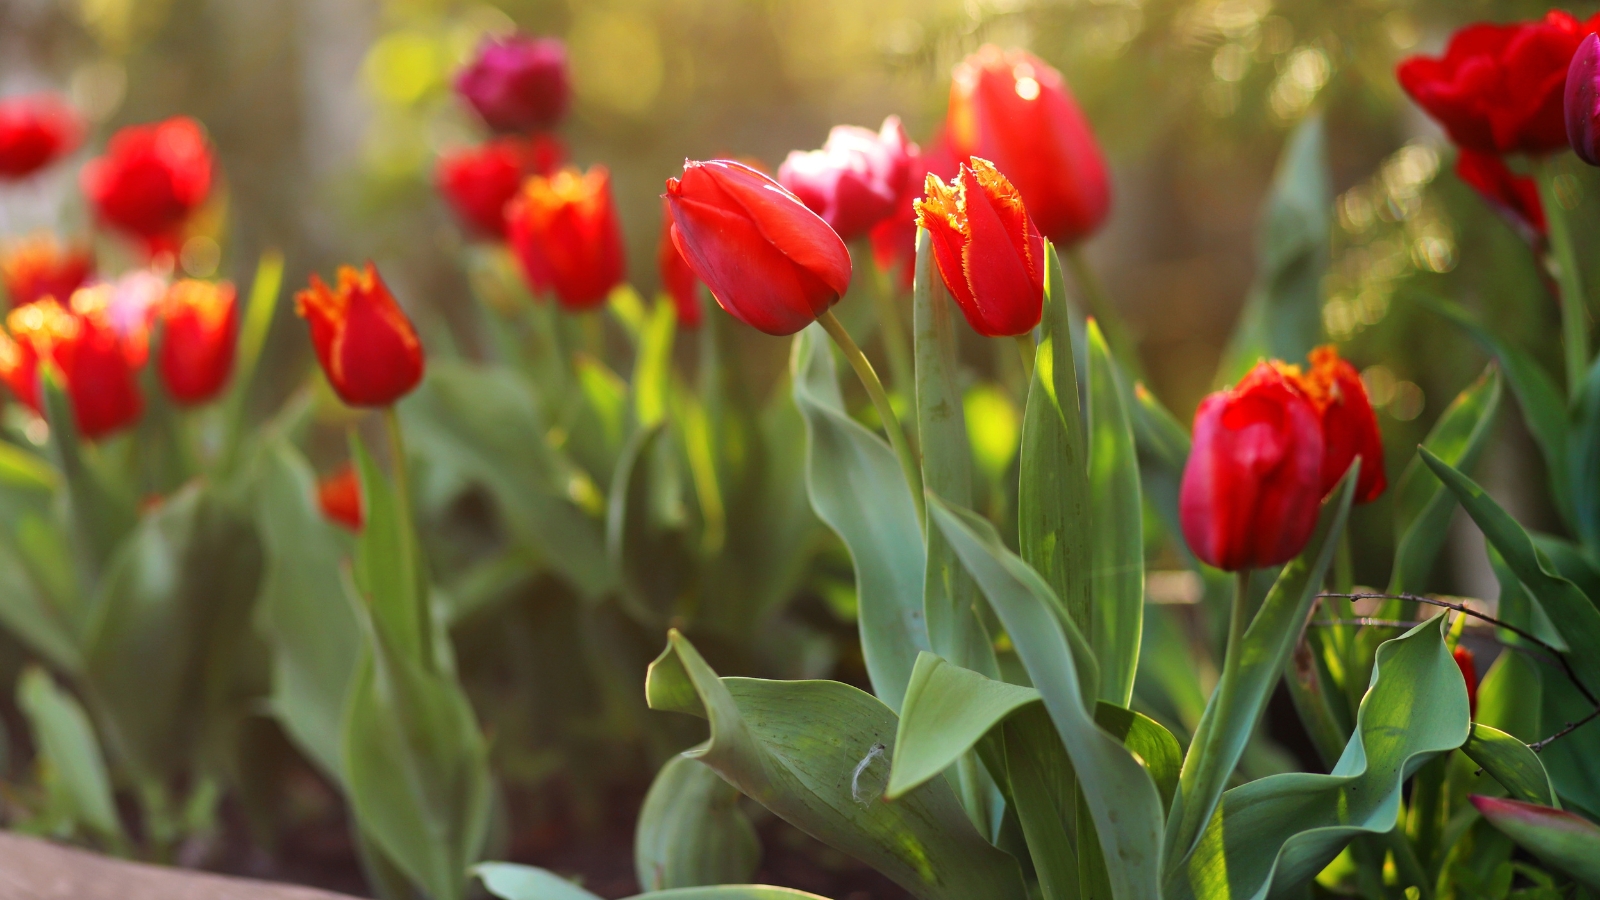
[17, 667, 124, 847]
[1086, 319, 1143, 706]
[1573, 352, 1600, 556]
[1471, 796, 1600, 889]
[477, 862, 836, 900]
[1461, 723, 1557, 806]
[635, 754, 760, 891]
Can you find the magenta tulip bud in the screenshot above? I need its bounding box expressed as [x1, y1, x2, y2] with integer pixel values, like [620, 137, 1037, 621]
[1565, 33, 1600, 165]
[454, 35, 571, 134]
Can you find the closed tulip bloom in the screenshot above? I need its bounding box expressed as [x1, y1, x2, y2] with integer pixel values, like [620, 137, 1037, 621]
[295, 264, 424, 407]
[1453, 645, 1479, 717]
[947, 46, 1110, 246]
[455, 34, 570, 133]
[81, 117, 214, 251]
[657, 198, 702, 328]
[1455, 149, 1547, 247]
[506, 166, 626, 311]
[1567, 33, 1600, 165]
[0, 94, 81, 180]
[1, 234, 93, 308]
[1398, 12, 1600, 156]
[0, 294, 143, 439]
[778, 116, 918, 242]
[914, 158, 1045, 338]
[318, 464, 364, 531]
[665, 160, 851, 336]
[1290, 346, 1387, 504]
[1179, 362, 1325, 571]
[436, 135, 565, 239]
[156, 279, 237, 406]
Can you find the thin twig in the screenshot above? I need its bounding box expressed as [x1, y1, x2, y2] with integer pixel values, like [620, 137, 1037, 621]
[1529, 707, 1600, 752]
[1310, 618, 1420, 629]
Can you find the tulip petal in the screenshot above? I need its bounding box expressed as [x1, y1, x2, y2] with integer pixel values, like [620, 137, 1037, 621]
[693, 161, 852, 298]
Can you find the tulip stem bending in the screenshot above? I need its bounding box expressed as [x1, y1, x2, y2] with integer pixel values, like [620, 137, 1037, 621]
[818, 309, 925, 527]
[1536, 161, 1591, 393]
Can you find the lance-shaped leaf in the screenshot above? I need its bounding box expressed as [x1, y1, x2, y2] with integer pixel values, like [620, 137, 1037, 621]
[477, 862, 837, 900]
[645, 631, 1028, 900]
[1470, 796, 1600, 890]
[606, 424, 695, 624]
[39, 367, 136, 585]
[1166, 618, 1470, 900]
[1390, 365, 1502, 592]
[17, 666, 125, 848]
[1165, 469, 1358, 870]
[1572, 351, 1600, 556]
[1461, 723, 1557, 806]
[635, 754, 760, 891]
[791, 325, 928, 712]
[1130, 382, 1191, 549]
[1086, 320, 1143, 706]
[928, 496, 1166, 900]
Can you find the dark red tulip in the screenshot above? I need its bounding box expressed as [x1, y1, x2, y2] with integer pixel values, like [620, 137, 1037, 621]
[1398, 12, 1600, 156]
[915, 158, 1045, 338]
[664, 159, 852, 336]
[657, 198, 702, 328]
[0, 94, 81, 180]
[156, 279, 237, 406]
[870, 132, 958, 289]
[81, 117, 214, 253]
[318, 464, 364, 531]
[947, 46, 1110, 247]
[778, 116, 918, 243]
[436, 135, 565, 238]
[295, 263, 424, 407]
[1293, 346, 1387, 504]
[1453, 645, 1478, 717]
[454, 34, 570, 133]
[0, 294, 143, 439]
[1179, 362, 1325, 571]
[1566, 33, 1600, 165]
[1, 234, 93, 308]
[506, 166, 626, 311]
[1455, 149, 1547, 247]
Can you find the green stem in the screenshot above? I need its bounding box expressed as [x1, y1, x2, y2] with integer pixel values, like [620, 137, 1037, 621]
[1382, 827, 1435, 900]
[1536, 160, 1590, 394]
[818, 309, 925, 528]
[384, 406, 431, 669]
[871, 260, 916, 401]
[1065, 248, 1142, 378]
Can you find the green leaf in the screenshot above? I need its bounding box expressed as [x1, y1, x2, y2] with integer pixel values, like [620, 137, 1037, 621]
[0, 439, 57, 492]
[606, 423, 693, 623]
[1571, 350, 1600, 556]
[1476, 647, 1543, 744]
[351, 434, 430, 666]
[1167, 618, 1470, 900]
[1129, 381, 1191, 557]
[1461, 723, 1557, 807]
[635, 754, 760, 891]
[0, 521, 81, 672]
[477, 863, 837, 900]
[1086, 319, 1144, 706]
[39, 367, 136, 585]
[791, 324, 927, 712]
[1471, 796, 1600, 889]
[17, 666, 124, 847]
[928, 495, 1165, 900]
[634, 298, 677, 429]
[575, 354, 629, 457]
[217, 250, 284, 475]
[645, 631, 1028, 900]
[1390, 365, 1502, 592]
[1165, 469, 1358, 870]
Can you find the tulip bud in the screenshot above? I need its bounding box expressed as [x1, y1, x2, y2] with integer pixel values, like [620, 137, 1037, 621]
[156, 279, 237, 406]
[506, 166, 626, 312]
[1453, 645, 1478, 718]
[914, 158, 1045, 338]
[1292, 346, 1387, 504]
[0, 294, 143, 439]
[295, 263, 425, 407]
[664, 159, 852, 336]
[1567, 33, 1600, 165]
[778, 117, 918, 242]
[1455, 149, 1547, 247]
[0, 94, 82, 181]
[454, 34, 570, 134]
[318, 464, 364, 531]
[81, 117, 214, 254]
[436, 135, 565, 239]
[657, 198, 702, 328]
[1179, 362, 1325, 571]
[1, 234, 93, 308]
[947, 46, 1110, 246]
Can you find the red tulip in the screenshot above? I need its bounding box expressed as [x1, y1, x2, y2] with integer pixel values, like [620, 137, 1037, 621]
[295, 263, 425, 407]
[1567, 33, 1600, 165]
[1453, 645, 1478, 717]
[947, 46, 1111, 247]
[317, 464, 364, 531]
[0, 293, 143, 439]
[1398, 12, 1600, 156]
[657, 198, 702, 328]
[81, 117, 214, 253]
[664, 159, 852, 336]
[1179, 362, 1325, 571]
[506, 166, 626, 311]
[1455, 149, 1547, 247]
[0, 94, 81, 180]
[155, 279, 237, 406]
[778, 116, 918, 242]
[454, 34, 570, 134]
[914, 158, 1045, 338]
[436, 135, 565, 239]
[1, 234, 93, 308]
[870, 132, 958, 289]
[1291, 346, 1387, 504]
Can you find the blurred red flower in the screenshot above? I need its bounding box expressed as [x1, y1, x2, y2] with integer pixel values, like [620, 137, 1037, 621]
[0, 94, 81, 180]
[317, 464, 364, 531]
[507, 166, 626, 312]
[778, 116, 918, 243]
[81, 117, 214, 254]
[436, 135, 565, 239]
[1, 234, 93, 308]
[869, 132, 958, 289]
[455, 34, 570, 133]
[156, 279, 237, 406]
[657, 198, 702, 328]
[1455, 149, 1547, 247]
[915, 158, 1045, 338]
[295, 264, 424, 407]
[0, 292, 143, 439]
[1453, 645, 1479, 717]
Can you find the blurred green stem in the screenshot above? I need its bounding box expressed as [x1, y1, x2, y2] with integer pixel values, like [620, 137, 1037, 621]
[1536, 160, 1590, 394]
[818, 309, 925, 528]
[384, 406, 432, 669]
[1065, 248, 1142, 378]
[870, 259, 915, 401]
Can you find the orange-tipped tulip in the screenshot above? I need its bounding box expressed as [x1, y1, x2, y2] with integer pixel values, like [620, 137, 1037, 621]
[436, 135, 565, 239]
[506, 166, 626, 311]
[156, 279, 237, 406]
[295, 264, 424, 407]
[317, 464, 364, 531]
[915, 158, 1045, 338]
[1291, 346, 1387, 503]
[665, 159, 851, 336]
[0, 293, 143, 439]
[1, 234, 93, 308]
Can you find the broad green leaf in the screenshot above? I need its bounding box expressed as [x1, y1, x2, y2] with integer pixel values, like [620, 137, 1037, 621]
[1471, 796, 1600, 889]
[929, 496, 1165, 900]
[1532, 531, 1600, 607]
[17, 667, 124, 846]
[477, 862, 835, 900]
[575, 354, 628, 456]
[0, 526, 81, 672]
[1536, 659, 1600, 819]
[1390, 365, 1502, 592]
[633, 298, 676, 428]
[635, 754, 759, 891]
[993, 703, 1081, 900]
[1414, 293, 1573, 529]
[1475, 648, 1542, 743]
[1167, 619, 1470, 900]
[791, 324, 927, 712]
[1217, 114, 1328, 384]
[40, 367, 136, 584]
[1573, 351, 1600, 555]
[1461, 723, 1557, 807]
[1166, 470, 1358, 869]
[1018, 242, 1092, 634]
[351, 434, 430, 666]
[0, 440, 56, 492]
[606, 424, 693, 623]
[645, 631, 1028, 900]
[1086, 319, 1143, 706]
